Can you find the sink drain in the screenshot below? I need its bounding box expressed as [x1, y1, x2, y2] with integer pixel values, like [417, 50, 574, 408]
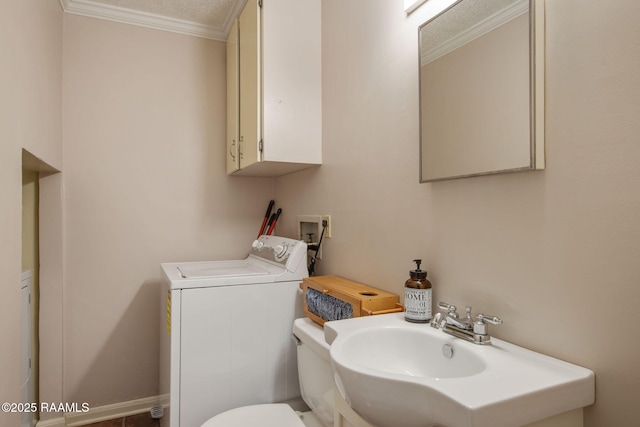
[442, 344, 454, 359]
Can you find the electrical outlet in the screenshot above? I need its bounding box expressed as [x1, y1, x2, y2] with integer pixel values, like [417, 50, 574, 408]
[322, 215, 331, 238]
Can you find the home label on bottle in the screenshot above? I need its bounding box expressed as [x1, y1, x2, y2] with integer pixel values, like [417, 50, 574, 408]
[404, 287, 432, 322]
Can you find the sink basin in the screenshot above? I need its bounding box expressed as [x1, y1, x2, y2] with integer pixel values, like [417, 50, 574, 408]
[325, 313, 594, 427]
[341, 327, 487, 379]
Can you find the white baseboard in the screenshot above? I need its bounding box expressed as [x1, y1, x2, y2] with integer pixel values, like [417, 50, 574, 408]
[53, 395, 161, 427]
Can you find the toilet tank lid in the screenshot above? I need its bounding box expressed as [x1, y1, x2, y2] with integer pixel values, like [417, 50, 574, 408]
[292, 317, 330, 360]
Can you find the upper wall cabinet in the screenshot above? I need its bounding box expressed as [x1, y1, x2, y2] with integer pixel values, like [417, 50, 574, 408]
[227, 0, 322, 177]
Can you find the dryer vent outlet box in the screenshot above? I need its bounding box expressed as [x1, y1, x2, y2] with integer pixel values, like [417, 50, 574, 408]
[297, 215, 330, 260]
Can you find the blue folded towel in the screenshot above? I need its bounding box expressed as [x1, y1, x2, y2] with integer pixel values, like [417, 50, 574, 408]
[306, 288, 353, 322]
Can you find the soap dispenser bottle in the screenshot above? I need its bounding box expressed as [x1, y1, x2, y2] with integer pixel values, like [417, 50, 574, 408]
[404, 259, 432, 323]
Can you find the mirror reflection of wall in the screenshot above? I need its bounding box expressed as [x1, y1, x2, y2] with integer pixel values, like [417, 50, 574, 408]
[419, 0, 545, 182]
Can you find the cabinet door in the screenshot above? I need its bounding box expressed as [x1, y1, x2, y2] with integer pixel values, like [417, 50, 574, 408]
[238, 0, 261, 169]
[262, 0, 322, 164]
[226, 19, 239, 174]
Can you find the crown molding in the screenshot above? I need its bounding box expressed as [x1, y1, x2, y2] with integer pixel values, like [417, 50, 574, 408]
[222, 0, 248, 38]
[59, 0, 232, 41]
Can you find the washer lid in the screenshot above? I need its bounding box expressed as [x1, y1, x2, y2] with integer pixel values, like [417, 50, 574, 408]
[201, 404, 305, 427]
[176, 259, 269, 279]
[161, 257, 287, 290]
[161, 235, 309, 290]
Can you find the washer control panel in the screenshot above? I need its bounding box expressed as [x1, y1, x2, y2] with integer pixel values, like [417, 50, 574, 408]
[250, 235, 306, 267]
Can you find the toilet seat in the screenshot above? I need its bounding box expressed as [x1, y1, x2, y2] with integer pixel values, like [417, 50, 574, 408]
[201, 403, 306, 427]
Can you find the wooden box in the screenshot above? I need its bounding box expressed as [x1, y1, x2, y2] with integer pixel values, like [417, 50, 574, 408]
[300, 275, 403, 325]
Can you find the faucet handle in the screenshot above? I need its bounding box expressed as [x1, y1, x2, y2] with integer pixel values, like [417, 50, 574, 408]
[437, 302, 458, 316]
[473, 313, 503, 336]
[476, 314, 502, 325]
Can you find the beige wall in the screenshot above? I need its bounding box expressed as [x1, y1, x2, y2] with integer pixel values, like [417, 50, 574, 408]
[0, 0, 63, 425]
[275, 0, 640, 426]
[3, 1, 639, 425]
[62, 15, 274, 406]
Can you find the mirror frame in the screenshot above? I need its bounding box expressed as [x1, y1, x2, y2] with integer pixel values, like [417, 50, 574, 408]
[418, 0, 545, 183]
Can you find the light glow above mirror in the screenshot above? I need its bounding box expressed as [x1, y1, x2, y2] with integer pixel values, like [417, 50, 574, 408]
[405, 0, 428, 14]
[406, 0, 458, 18]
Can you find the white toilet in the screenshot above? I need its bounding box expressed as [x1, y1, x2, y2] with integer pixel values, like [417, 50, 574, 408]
[201, 317, 335, 427]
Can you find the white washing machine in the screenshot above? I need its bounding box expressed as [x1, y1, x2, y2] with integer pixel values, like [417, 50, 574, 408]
[159, 235, 308, 427]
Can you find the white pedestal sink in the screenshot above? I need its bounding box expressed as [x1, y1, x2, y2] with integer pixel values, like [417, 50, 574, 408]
[324, 313, 594, 427]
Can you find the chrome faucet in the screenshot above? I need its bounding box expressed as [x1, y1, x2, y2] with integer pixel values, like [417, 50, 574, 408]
[431, 302, 502, 345]
[439, 303, 473, 330]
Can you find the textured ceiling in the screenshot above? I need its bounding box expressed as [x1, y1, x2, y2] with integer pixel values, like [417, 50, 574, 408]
[92, 0, 237, 28]
[61, 0, 247, 40]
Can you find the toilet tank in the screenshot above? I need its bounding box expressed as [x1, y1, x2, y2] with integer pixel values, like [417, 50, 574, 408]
[292, 317, 334, 426]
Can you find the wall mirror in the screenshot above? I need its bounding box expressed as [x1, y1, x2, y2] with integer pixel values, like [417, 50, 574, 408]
[419, 0, 544, 182]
